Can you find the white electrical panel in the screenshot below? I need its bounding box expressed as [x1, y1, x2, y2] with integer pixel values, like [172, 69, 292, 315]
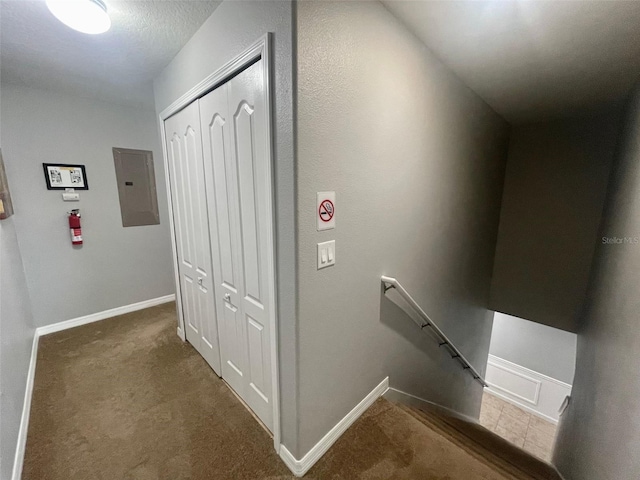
[317, 240, 336, 269]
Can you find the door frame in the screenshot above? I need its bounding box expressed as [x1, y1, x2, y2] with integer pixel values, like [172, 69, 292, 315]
[158, 33, 281, 451]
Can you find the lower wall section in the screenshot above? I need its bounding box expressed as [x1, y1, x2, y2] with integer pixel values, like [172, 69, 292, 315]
[485, 354, 572, 423]
[10, 334, 38, 480]
[280, 377, 389, 477]
[37, 294, 176, 336]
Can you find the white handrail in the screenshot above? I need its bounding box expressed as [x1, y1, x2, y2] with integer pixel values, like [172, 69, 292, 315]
[381, 276, 488, 387]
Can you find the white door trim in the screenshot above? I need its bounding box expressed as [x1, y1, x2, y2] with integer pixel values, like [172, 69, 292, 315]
[158, 33, 281, 451]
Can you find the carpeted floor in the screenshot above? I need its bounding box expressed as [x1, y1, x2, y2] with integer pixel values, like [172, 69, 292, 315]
[24, 303, 556, 479]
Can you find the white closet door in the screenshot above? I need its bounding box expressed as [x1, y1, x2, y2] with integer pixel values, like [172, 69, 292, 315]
[199, 60, 273, 430]
[164, 102, 221, 376]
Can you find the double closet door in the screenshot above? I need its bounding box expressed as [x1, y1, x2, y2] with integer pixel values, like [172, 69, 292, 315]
[164, 60, 274, 431]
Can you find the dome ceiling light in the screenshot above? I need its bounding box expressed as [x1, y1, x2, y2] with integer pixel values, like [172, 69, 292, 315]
[46, 0, 111, 35]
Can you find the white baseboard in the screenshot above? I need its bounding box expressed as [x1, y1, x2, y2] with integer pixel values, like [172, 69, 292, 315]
[11, 333, 39, 480]
[11, 294, 175, 479]
[36, 294, 176, 336]
[279, 377, 389, 477]
[485, 354, 572, 424]
[279, 445, 301, 476]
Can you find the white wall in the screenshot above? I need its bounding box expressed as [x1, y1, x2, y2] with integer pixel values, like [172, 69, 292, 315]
[0, 216, 35, 480]
[489, 312, 577, 384]
[296, 0, 510, 458]
[487, 312, 575, 422]
[153, 0, 297, 455]
[1, 83, 175, 328]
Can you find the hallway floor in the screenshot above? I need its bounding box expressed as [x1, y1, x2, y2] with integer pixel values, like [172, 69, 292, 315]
[479, 392, 557, 462]
[23, 303, 292, 480]
[24, 303, 557, 479]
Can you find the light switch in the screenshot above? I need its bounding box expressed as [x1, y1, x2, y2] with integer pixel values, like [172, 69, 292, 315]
[317, 240, 336, 269]
[62, 191, 80, 201]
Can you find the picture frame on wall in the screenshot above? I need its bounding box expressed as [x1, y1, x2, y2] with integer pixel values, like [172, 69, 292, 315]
[43, 163, 89, 190]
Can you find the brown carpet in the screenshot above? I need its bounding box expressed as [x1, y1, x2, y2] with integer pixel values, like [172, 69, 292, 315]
[397, 404, 562, 480]
[24, 303, 557, 479]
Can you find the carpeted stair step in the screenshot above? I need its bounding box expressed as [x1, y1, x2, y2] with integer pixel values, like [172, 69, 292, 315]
[396, 402, 563, 480]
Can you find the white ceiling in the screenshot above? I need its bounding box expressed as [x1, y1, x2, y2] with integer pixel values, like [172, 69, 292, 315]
[382, 0, 640, 123]
[4, 1, 640, 121]
[0, 0, 221, 109]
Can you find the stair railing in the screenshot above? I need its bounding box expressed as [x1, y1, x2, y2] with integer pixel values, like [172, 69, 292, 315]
[381, 276, 488, 387]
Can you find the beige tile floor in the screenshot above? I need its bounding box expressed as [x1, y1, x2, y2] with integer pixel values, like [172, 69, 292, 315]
[479, 392, 557, 463]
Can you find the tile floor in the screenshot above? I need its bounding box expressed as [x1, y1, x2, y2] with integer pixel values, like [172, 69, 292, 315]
[479, 392, 557, 463]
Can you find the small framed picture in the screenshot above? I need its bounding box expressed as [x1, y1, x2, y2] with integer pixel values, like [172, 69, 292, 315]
[43, 163, 88, 190]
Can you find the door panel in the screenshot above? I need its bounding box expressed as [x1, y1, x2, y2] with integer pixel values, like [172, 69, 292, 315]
[164, 102, 221, 376]
[199, 84, 248, 399]
[247, 315, 267, 399]
[234, 102, 262, 305]
[199, 59, 273, 430]
[227, 61, 273, 429]
[209, 115, 237, 289]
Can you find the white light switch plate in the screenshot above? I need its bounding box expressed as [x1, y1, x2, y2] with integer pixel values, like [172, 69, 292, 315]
[317, 240, 336, 269]
[62, 192, 80, 201]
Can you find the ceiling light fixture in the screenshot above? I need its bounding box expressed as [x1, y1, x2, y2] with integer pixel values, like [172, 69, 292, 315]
[46, 0, 111, 35]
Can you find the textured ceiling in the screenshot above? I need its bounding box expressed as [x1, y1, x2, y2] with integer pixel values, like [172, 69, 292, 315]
[0, 0, 221, 109]
[382, 0, 640, 123]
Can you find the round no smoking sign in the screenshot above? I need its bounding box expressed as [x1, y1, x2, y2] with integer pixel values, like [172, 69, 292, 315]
[318, 199, 334, 222]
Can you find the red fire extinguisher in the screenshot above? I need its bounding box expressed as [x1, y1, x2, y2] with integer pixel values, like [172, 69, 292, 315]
[69, 209, 82, 245]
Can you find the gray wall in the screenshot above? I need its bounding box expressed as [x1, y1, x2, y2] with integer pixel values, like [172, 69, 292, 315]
[296, 0, 510, 458]
[489, 312, 577, 384]
[152, 0, 298, 455]
[1, 83, 174, 328]
[554, 87, 640, 480]
[490, 111, 621, 332]
[0, 216, 35, 480]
